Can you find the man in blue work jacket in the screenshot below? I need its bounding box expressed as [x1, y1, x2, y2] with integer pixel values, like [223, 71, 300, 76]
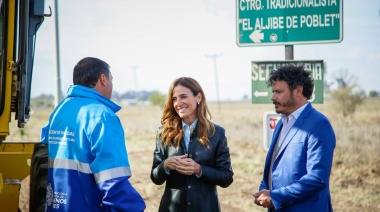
[41, 57, 146, 212]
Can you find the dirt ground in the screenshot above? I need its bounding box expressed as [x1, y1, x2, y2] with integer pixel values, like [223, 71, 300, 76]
[19, 176, 30, 212]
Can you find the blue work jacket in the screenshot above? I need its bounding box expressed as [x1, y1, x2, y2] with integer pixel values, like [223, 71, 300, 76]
[41, 85, 145, 212]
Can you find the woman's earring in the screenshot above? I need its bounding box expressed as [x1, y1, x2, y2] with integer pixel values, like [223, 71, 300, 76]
[197, 101, 200, 105]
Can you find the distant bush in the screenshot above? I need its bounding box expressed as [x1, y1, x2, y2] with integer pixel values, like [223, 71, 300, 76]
[327, 70, 365, 118]
[369, 90, 379, 98]
[31, 94, 54, 109]
[148, 91, 166, 108]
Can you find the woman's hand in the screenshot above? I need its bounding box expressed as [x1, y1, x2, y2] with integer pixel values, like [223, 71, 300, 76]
[176, 157, 202, 176]
[164, 154, 188, 171]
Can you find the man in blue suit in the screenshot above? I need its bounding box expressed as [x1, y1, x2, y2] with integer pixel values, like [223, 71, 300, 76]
[253, 65, 336, 211]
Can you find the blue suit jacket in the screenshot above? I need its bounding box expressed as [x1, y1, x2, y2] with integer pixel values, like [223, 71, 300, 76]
[259, 103, 335, 211]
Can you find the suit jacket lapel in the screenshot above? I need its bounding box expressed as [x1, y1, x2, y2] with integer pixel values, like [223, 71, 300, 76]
[274, 121, 301, 161]
[274, 103, 313, 161]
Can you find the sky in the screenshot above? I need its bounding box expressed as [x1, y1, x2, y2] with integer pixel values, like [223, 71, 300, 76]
[31, 0, 380, 101]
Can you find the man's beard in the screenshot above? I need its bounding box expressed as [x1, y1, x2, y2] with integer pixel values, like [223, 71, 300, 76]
[273, 92, 296, 114]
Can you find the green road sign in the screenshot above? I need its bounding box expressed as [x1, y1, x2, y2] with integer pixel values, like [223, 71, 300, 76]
[236, 0, 343, 46]
[251, 60, 324, 104]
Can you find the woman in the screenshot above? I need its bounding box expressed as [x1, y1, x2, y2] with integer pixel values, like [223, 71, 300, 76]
[151, 77, 234, 212]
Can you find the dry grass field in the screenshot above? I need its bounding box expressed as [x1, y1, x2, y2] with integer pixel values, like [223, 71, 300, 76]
[9, 98, 380, 212]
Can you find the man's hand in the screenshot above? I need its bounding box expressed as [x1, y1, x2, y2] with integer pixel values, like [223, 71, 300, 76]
[256, 190, 274, 208]
[253, 190, 263, 206]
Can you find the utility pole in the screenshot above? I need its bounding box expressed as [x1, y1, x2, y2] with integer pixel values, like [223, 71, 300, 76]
[206, 53, 222, 113]
[54, 0, 63, 107]
[285, 45, 294, 60]
[130, 66, 139, 104]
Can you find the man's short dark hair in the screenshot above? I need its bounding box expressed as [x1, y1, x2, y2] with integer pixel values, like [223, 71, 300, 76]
[267, 64, 314, 99]
[73, 57, 110, 87]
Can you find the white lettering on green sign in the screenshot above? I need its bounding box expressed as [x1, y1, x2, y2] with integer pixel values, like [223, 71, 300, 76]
[252, 62, 323, 81]
[253, 14, 340, 30]
[239, 0, 263, 11]
[267, 0, 337, 9]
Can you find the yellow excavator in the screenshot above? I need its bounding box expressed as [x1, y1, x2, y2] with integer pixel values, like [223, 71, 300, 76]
[0, 0, 49, 211]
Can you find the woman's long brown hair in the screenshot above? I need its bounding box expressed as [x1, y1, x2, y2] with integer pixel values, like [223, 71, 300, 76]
[159, 77, 215, 149]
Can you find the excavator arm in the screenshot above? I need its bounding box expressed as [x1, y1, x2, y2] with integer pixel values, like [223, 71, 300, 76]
[0, 0, 48, 211]
[0, 0, 45, 141]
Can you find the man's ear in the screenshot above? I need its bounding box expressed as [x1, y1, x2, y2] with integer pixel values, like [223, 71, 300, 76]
[295, 85, 303, 96]
[99, 74, 107, 86]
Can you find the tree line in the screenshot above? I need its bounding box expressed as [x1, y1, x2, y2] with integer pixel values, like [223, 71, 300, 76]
[30, 90, 166, 109]
[31, 70, 379, 120]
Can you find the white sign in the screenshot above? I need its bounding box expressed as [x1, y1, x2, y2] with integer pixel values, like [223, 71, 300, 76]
[263, 112, 281, 151]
